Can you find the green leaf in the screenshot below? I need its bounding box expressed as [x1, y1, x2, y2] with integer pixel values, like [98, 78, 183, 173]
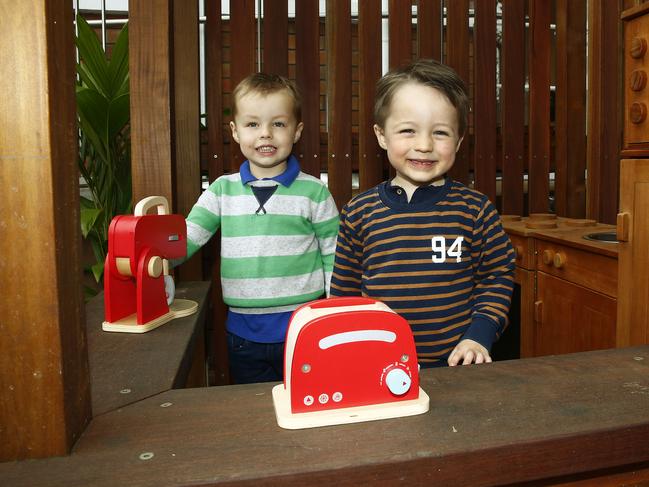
[107, 92, 130, 140]
[107, 23, 129, 97]
[91, 261, 105, 283]
[80, 207, 103, 238]
[75, 15, 110, 97]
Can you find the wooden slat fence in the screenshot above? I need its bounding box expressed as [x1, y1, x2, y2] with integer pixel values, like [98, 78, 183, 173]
[202, 0, 619, 222]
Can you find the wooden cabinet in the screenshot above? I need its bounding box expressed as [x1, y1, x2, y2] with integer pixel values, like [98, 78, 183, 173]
[503, 217, 618, 358]
[617, 159, 649, 346]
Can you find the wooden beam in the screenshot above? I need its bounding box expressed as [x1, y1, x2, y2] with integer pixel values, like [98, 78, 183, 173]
[0, 0, 91, 460]
[129, 0, 174, 204]
[326, 0, 353, 209]
[388, 0, 412, 69]
[417, 0, 442, 61]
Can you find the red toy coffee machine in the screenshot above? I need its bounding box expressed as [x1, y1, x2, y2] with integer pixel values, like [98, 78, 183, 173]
[272, 297, 429, 429]
[102, 196, 197, 333]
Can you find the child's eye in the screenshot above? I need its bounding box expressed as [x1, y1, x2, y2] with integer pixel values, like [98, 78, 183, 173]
[434, 130, 450, 137]
[399, 128, 415, 134]
[273, 121, 286, 127]
[245, 122, 258, 128]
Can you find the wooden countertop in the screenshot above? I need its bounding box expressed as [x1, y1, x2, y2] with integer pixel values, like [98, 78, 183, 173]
[86, 281, 211, 416]
[3, 346, 649, 486]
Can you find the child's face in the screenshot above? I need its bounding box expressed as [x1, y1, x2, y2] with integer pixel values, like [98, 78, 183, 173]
[230, 89, 304, 179]
[374, 82, 463, 189]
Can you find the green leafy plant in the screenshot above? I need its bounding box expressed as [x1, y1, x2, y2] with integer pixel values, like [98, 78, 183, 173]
[75, 15, 131, 292]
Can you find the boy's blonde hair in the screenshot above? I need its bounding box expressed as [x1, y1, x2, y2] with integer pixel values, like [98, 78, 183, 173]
[232, 72, 302, 121]
[374, 59, 469, 135]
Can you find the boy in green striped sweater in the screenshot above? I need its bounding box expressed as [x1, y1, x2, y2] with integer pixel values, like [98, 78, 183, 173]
[184, 73, 339, 383]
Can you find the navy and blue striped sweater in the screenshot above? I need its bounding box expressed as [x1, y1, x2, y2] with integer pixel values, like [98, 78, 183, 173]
[330, 179, 516, 366]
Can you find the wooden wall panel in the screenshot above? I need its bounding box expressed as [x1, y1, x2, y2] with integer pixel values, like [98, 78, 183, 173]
[417, 0, 442, 60]
[555, 0, 587, 218]
[388, 0, 412, 69]
[527, 0, 552, 213]
[500, 0, 526, 216]
[295, 0, 321, 177]
[228, 0, 256, 172]
[326, 0, 353, 208]
[204, 0, 228, 385]
[445, 0, 470, 185]
[263, 0, 288, 76]
[173, 0, 202, 281]
[129, 0, 174, 203]
[358, 0, 383, 191]
[473, 0, 498, 204]
[586, 0, 622, 224]
[0, 0, 90, 460]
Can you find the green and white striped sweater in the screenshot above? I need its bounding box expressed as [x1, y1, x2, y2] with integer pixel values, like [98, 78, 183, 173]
[185, 171, 339, 313]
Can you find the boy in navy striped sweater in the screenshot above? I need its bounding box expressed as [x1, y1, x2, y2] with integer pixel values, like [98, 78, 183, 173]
[330, 59, 515, 367]
[183, 74, 339, 383]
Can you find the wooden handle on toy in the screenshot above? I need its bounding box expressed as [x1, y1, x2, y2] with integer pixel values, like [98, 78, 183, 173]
[134, 196, 170, 216]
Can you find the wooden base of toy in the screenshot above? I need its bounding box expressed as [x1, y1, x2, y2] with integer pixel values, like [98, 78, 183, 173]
[271, 384, 429, 429]
[102, 299, 198, 333]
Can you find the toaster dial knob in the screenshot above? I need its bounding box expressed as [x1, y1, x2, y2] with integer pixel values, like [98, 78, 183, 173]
[385, 368, 411, 396]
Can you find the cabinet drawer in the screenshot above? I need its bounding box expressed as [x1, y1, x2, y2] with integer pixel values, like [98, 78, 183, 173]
[509, 234, 534, 270]
[535, 241, 617, 298]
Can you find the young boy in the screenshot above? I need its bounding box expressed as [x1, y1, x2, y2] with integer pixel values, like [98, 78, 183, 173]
[330, 59, 515, 367]
[184, 73, 339, 383]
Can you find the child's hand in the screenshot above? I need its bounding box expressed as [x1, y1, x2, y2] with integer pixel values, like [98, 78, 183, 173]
[448, 339, 492, 366]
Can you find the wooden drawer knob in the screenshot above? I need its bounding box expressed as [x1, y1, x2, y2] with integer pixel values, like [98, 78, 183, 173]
[631, 70, 648, 91]
[553, 252, 567, 269]
[630, 37, 647, 59]
[542, 249, 555, 265]
[148, 256, 163, 278]
[630, 102, 647, 124]
[515, 245, 524, 261]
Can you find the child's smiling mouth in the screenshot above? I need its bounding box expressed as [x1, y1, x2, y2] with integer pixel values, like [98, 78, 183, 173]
[256, 145, 277, 154]
[407, 158, 436, 167]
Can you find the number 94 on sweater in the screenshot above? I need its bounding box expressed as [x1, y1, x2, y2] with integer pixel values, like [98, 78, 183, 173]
[432, 236, 463, 263]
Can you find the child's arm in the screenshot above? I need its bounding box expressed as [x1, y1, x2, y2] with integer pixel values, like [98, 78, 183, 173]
[182, 181, 223, 263]
[311, 187, 340, 296]
[329, 205, 363, 296]
[449, 199, 515, 365]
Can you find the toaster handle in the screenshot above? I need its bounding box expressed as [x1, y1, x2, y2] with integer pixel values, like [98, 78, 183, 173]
[310, 297, 377, 309]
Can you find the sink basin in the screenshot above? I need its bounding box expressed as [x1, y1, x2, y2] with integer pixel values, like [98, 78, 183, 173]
[583, 232, 619, 243]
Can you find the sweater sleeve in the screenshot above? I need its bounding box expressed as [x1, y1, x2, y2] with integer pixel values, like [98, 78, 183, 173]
[184, 179, 222, 261]
[330, 203, 364, 296]
[311, 185, 340, 296]
[462, 198, 516, 350]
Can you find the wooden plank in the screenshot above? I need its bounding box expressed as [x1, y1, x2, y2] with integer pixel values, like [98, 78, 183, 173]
[204, 0, 229, 387]
[358, 0, 383, 191]
[263, 0, 289, 76]
[388, 0, 412, 69]
[444, 0, 470, 185]
[586, 0, 621, 224]
[86, 282, 210, 416]
[295, 0, 321, 177]
[500, 0, 526, 216]
[472, 0, 497, 204]
[5, 347, 649, 485]
[527, 0, 552, 213]
[0, 0, 91, 460]
[326, 0, 353, 208]
[555, 0, 587, 218]
[173, 0, 202, 282]
[129, 0, 174, 204]
[416, 0, 442, 60]
[228, 0, 256, 172]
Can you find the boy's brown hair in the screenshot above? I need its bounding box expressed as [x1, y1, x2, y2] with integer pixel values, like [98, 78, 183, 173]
[232, 72, 302, 121]
[374, 59, 469, 136]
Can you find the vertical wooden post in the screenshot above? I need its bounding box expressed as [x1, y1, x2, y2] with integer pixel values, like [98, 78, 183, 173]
[527, 0, 552, 214]
[388, 0, 412, 69]
[417, 0, 442, 61]
[555, 0, 587, 218]
[326, 0, 353, 208]
[358, 0, 384, 191]
[0, 0, 91, 460]
[130, 0, 202, 281]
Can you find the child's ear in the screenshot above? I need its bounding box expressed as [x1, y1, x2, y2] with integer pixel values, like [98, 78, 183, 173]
[374, 124, 387, 150]
[455, 135, 464, 153]
[229, 121, 240, 144]
[293, 122, 304, 144]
